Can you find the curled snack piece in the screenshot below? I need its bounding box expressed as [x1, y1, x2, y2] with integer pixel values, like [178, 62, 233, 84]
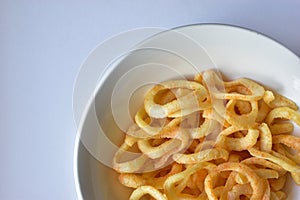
[204, 162, 266, 200]
[253, 168, 279, 179]
[273, 134, 300, 166]
[224, 78, 265, 101]
[266, 106, 300, 127]
[129, 186, 167, 200]
[144, 80, 209, 118]
[215, 126, 259, 151]
[135, 108, 164, 136]
[135, 108, 182, 136]
[275, 143, 300, 165]
[137, 128, 190, 161]
[258, 123, 272, 153]
[272, 134, 300, 152]
[202, 70, 265, 101]
[241, 157, 286, 176]
[119, 163, 182, 189]
[266, 91, 298, 110]
[248, 148, 300, 184]
[164, 162, 215, 200]
[113, 136, 148, 173]
[173, 148, 229, 164]
[225, 99, 258, 128]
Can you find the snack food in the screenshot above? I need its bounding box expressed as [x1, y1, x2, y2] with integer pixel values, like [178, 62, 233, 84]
[113, 70, 300, 200]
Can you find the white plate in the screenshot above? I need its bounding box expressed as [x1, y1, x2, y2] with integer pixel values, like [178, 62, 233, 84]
[74, 24, 300, 200]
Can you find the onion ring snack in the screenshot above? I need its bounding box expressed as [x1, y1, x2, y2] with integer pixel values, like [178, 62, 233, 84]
[112, 69, 300, 200]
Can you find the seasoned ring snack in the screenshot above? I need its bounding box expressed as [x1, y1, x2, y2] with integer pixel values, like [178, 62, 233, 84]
[112, 70, 300, 200]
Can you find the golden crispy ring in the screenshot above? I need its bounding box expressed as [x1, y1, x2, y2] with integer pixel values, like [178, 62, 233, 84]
[225, 99, 258, 128]
[204, 162, 266, 200]
[202, 70, 265, 101]
[137, 128, 190, 162]
[215, 126, 259, 151]
[172, 148, 229, 164]
[286, 151, 300, 165]
[135, 108, 182, 136]
[223, 78, 265, 101]
[119, 162, 182, 189]
[266, 106, 300, 126]
[168, 103, 211, 118]
[217, 129, 259, 151]
[144, 80, 209, 118]
[253, 169, 279, 179]
[135, 108, 216, 139]
[258, 123, 272, 153]
[241, 157, 286, 176]
[226, 84, 252, 95]
[135, 108, 163, 136]
[164, 162, 215, 200]
[275, 143, 300, 165]
[129, 186, 167, 200]
[273, 135, 300, 166]
[267, 91, 298, 110]
[202, 70, 243, 126]
[248, 148, 300, 184]
[273, 134, 300, 152]
[153, 88, 192, 112]
[113, 136, 148, 173]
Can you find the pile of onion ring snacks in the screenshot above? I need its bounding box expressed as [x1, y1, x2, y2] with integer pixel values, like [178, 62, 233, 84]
[112, 70, 300, 200]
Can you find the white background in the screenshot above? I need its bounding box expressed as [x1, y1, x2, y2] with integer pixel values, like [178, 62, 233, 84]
[1, 1, 300, 199]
